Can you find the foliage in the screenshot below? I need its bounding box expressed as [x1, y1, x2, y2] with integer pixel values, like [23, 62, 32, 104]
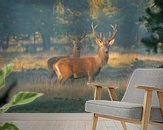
[0, 0, 91, 51]
[0, 64, 43, 130]
[0, 123, 19, 130]
[0, 0, 150, 51]
[114, 0, 145, 47]
[56, 1, 65, 16]
[140, 0, 163, 53]
[0, 64, 14, 89]
[0, 91, 43, 113]
[89, 0, 116, 19]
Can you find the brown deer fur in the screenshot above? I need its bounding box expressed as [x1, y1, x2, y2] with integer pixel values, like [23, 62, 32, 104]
[47, 35, 86, 79]
[53, 47, 108, 83]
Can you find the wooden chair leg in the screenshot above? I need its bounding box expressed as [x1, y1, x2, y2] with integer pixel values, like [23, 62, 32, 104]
[141, 90, 152, 130]
[92, 113, 98, 130]
[121, 121, 127, 130]
[108, 88, 118, 101]
[92, 87, 101, 130]
[94, 86, 102, 100]
[157, 91, 163, 114]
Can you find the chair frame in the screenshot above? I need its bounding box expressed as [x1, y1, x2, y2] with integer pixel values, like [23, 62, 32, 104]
[87, 82, 163, 130]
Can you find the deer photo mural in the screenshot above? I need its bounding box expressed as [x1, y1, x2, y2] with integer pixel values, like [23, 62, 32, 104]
[53, 24, 117, 84]
[1, 0, 162, 114]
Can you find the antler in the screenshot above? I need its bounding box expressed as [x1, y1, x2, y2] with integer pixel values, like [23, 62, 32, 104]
[78, 33, 87, 42]
[91, 23, 99, 38]
[108, 24, 117, 42]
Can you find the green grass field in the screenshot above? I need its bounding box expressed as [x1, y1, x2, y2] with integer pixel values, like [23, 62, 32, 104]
[7, 88, 125, 113]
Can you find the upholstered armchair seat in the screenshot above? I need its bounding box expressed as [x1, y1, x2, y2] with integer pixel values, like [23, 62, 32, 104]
[85, 100, 163, 122]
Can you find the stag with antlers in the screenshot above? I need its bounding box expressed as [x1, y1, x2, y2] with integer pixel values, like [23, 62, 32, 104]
[53, 24, 117, 84]
[47, 34, 86, 79]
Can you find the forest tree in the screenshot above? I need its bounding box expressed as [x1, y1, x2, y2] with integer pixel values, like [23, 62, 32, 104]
[140, 0, 163, 53]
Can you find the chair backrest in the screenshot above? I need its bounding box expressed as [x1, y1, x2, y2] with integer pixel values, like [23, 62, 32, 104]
[122, 68, 163, 107]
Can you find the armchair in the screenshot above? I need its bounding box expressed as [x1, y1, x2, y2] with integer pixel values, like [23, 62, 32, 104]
[85, 69, 163, 130]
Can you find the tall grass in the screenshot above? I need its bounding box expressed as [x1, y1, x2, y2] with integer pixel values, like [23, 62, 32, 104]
[10, 52, 163, 71]
[8, 72, 128, 101]
[109, 52, 163, 67]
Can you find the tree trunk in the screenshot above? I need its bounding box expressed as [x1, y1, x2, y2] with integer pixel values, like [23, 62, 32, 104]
[41, 33, 51, 51]
[2, 35, 9, 50]
[153, 44, 158, 53]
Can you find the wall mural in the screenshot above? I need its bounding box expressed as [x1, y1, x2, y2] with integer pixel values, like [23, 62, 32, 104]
[0, 0, 163, 112]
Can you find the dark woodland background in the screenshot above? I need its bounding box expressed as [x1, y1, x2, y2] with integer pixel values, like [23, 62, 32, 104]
[0, 0, 163, 112]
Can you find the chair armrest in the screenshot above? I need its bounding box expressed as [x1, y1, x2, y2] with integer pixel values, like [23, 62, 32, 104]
[137, 86, 163, 92]
[136, 85, 163, 124]
[87, 82, 118, 101]
[137, 86, 163, 118]
[87, 82, 117, 89]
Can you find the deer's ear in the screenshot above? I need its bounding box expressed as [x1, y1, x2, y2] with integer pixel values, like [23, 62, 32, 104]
[108, 38, 115, 46]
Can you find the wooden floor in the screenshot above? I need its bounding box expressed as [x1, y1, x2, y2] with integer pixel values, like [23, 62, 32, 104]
[0, 113, 140, 130]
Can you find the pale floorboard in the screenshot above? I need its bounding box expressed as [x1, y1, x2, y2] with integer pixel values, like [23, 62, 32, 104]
[0, 113, 125, 130]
